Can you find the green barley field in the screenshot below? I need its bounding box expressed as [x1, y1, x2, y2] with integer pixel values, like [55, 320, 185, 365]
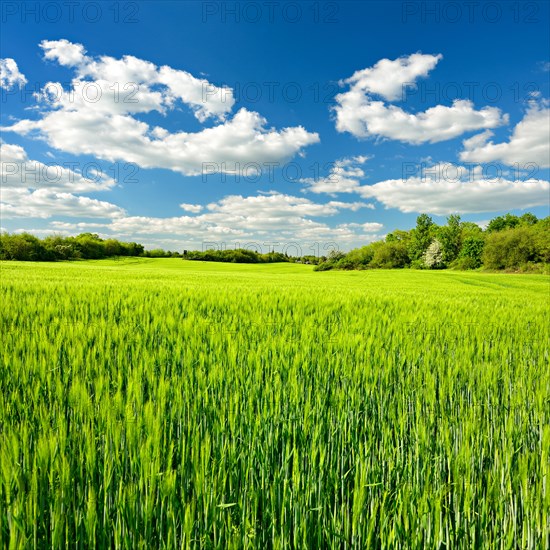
[1, 259, 549, 549]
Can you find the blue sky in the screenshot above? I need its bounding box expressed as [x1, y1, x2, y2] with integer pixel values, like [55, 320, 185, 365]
[1, 1, 549, 252]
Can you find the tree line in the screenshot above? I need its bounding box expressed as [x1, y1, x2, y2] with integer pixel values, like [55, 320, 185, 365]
[315, 213, 549, 273]
[183, 249, 319, 264]
[0, 233, 173, 261]
[0, 232, 318, 264]
[1, 212, 548, 272]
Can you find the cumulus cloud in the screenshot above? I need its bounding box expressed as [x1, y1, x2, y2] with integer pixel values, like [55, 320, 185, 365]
[0, 58, 27, 90]
[0, 143, 116, 192]
[0, 142, 122, 220]
[108, 192, 373, 237]
[3, 40, 319, 176]
[335, 98, 506, 144]
[1, 187, 125, 219]
[300, 155, 371, 195]
[180, 203, 203, 213]
[41, 39, 87, 66]
[50, 221, 108, 230]
[158, 65, 234, 123]
[358, 168, 549, 215]
[40, 39, 233, 120]
[6, 108, 319, 176]
[338, 222, 384, 232]
[460, 104, 550, 168]
[341, 53, 442, 102]
[334, 53, 507, 144]
[202, 192, 369, 229]
[46, 192, 380, 250]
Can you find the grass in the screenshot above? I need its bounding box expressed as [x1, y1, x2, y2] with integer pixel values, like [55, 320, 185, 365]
[1, 259, 548, 548]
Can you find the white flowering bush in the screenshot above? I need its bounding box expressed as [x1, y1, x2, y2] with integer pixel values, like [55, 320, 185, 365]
[423, 238, 444, 268]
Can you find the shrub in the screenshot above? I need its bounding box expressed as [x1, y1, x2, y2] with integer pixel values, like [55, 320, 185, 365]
[458, 235, 485, 268]
[370, 242, 410, 268]
[452, 256, 481, 270]
[423, 239, 444, 269]
[482, 227, 536, 269]
[346, 244, 377, 267]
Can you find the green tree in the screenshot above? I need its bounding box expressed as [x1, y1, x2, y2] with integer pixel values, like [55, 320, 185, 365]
[486, 213, 520, 233]
[121, 242, 145, 256]
[345, 244, 377, 268]
[457, 236, 485, 269]
[75, 233, 105, 259]
[438, 214, 462, 264]
[409, 214, 435, 261]
[0, 233, 47, 261]
[386, 229, 411, 244]
[104, 239, 123, 257]
[482, 227, 536, 269]
[460, 221, 483, 238]
[519, 212, 538, 226]
[529, 218, 550, 263]
[370, 242, 410, 268]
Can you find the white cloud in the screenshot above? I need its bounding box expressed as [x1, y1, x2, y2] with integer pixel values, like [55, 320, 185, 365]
[342, 53, 442, 102]
[5, 108, 319, 176]
[49, 192, 380, 250]
[158, 65, 234, 122]
[50, 221, 108, 230]
[4, 40, 319, 176]
[38, 39, 232, 120]
[41, 38, 235, 121]
[35, 79, 166, 116]
[338, 222, 384, 232]
[300, 155, 371, 195]
[41, 39, 87, 66]
[326, 200, 373, 211]
[0, 58, 27, 90]
[460, 105, 550, 168]
[180, 203, 203, 213]
[10, 187, 384, 252]
[0, 143, 116, 192]
[290, 223, 383, 244]
[358, 173, 549, 215]
[335, 97, 506, 144]
[0, 142, 122, 220]
[202, 192, 368, 227]
[1, 187, 125, 219]
[334, 53, 507, 144]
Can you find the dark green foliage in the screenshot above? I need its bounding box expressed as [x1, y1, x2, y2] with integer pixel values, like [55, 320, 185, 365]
[457, 235, 485, 269]
[482, 224, 547, 270]
[0, 232, 146, 261]
[345, 244, 377, 267]
[518, 212, 539, 226]
[183, 248, 302, 264]
[409, 214, 435, 261]
[370, 241, 410, 268]
[74, 233, 106, 259]
[315, 212, 549, 272]
[144, 248, 179, 258]
[437, 214, 462, 265]
[385, 229, 411, 244]
[486, 213, 521, 233]
[532, 217, 550, 263]
[0, 233, 50, 261]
